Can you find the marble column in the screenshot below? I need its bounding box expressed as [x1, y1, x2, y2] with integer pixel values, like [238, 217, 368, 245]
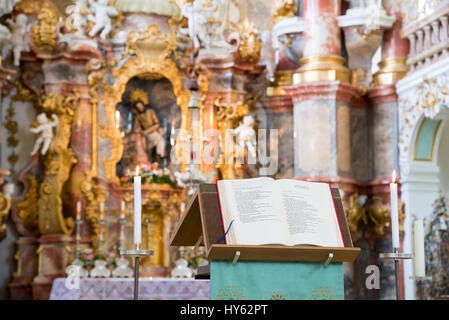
[283, 0, 364, 189]
[294, 0, 350, 84]
[260, 94, 294, 178]
[371, 0, 409, 86]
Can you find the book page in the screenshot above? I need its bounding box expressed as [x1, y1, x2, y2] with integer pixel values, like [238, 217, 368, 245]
[217, 178, 289, 245]
[276, 179, 344, 247]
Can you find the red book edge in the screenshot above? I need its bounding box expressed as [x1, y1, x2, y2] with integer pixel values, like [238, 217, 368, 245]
[215, 180, 227, 245]
[328, 183, 345, 247]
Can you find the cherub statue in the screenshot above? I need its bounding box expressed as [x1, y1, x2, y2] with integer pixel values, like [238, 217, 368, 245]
[233, 115, 257, 160]
[30, 113, 59, 156]
[2, 14, 30, 66]
[87, 0, 118, 40]
[181, 0, 230, 50]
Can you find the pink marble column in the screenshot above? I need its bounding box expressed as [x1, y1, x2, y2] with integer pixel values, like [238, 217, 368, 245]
[372, 0, 409, 85]
[382, 0, 410, 61]
[303, 0, 341, 58]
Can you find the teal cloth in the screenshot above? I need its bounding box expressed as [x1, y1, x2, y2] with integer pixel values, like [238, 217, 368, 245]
[210, 260, 344, 300]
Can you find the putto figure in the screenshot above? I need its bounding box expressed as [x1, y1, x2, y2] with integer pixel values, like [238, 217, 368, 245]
[233, 115, 257, 159]
[87, 0, 118, 39]
[30, 113, 59, 156]
[3, 14, 30, 66]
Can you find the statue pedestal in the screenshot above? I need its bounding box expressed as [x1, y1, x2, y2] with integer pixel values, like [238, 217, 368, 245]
[9, 236, 38, 300]
[31, 234, 72, 300]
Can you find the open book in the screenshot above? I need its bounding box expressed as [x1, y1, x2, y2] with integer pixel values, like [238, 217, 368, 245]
[216, 178, 345, 247]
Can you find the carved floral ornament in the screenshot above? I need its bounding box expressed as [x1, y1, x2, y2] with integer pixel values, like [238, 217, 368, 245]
[398, 75, 449, 174]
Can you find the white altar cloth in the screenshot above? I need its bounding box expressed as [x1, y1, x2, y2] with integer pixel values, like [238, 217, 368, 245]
[49, 278, 210, 300]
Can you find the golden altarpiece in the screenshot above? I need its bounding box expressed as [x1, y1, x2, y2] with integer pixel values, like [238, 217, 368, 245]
[0, 0, 267, 300]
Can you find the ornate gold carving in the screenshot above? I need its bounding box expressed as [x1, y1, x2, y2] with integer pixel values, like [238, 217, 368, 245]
[3, 97, 19, 174]
[399, 201, 406, 232]
[214, 97, 249, 179]
[86, 59, 111, 178]
[14, 0, 61, 16]
[32, 6, 60, 53]
[371, 57, 409, 87]
[122, 24, 177, 62]
[37, 91, 80, 235]
[0, 191, 12, 237]
[272, 0, 297, 23]
[141, 191, 180, 268]
[98, 22, 191, 182]
[346, 193, 368, 235]
[12, 81, 34, 102]
[366, 196, 390, 236]
[15, 175, 39, 233]
[237, 20, 261, 62]
[80, 175, 108, 252]
[13, 247, 21, 277]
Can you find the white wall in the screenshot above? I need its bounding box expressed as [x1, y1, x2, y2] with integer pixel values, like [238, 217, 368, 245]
[438, 120, 449, 196]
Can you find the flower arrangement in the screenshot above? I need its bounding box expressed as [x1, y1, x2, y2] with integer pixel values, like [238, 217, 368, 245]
[79, 249, 119, 268]
[182, 247, 204, 269]
[120, 162, 180, 188]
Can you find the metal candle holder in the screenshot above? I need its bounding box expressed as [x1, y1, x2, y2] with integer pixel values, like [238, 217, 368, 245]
[120, 244, 153, 300]
[379, 248, 413, 300]
[98, 219, 106, 256]
[74, 219, 82, 259]
[119, 217, 126, 252]
[409, 275, 432, 300]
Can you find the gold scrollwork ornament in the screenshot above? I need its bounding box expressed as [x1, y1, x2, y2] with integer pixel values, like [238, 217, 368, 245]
[37, 91, 80, 235]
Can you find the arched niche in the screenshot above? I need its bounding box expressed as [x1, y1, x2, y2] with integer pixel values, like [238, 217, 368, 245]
[115, 75, 183, 177]
[96, 24, 192, 184]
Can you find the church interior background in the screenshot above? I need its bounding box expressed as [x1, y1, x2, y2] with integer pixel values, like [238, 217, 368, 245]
[0, 0, 448, 300]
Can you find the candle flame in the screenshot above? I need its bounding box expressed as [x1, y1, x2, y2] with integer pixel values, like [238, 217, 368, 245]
[391, 170, 397, 183]
[135, 165, 140, 176]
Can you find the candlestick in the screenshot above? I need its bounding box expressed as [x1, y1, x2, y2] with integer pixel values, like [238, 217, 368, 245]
[413, 219, 425, 277]
[75, 201, 82, 259]
[134, 165, 141, 246]
[390, 170, 400, 249]
[379, 250, 413, 300]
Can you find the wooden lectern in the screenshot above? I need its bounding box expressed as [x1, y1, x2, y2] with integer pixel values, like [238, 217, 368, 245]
[170, 184, 360, 300]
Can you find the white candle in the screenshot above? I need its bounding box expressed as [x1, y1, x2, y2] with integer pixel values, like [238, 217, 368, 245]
[390, 170, 400, 249]
[115, 110, 120, 129]
[413, 219, 425, 277]
[99, 202, 105, 220]
[180, 202, 185, 216]
[121, 200, 126, 219]
[76, 201, 81, 220]
[134, 165, 142, 246]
